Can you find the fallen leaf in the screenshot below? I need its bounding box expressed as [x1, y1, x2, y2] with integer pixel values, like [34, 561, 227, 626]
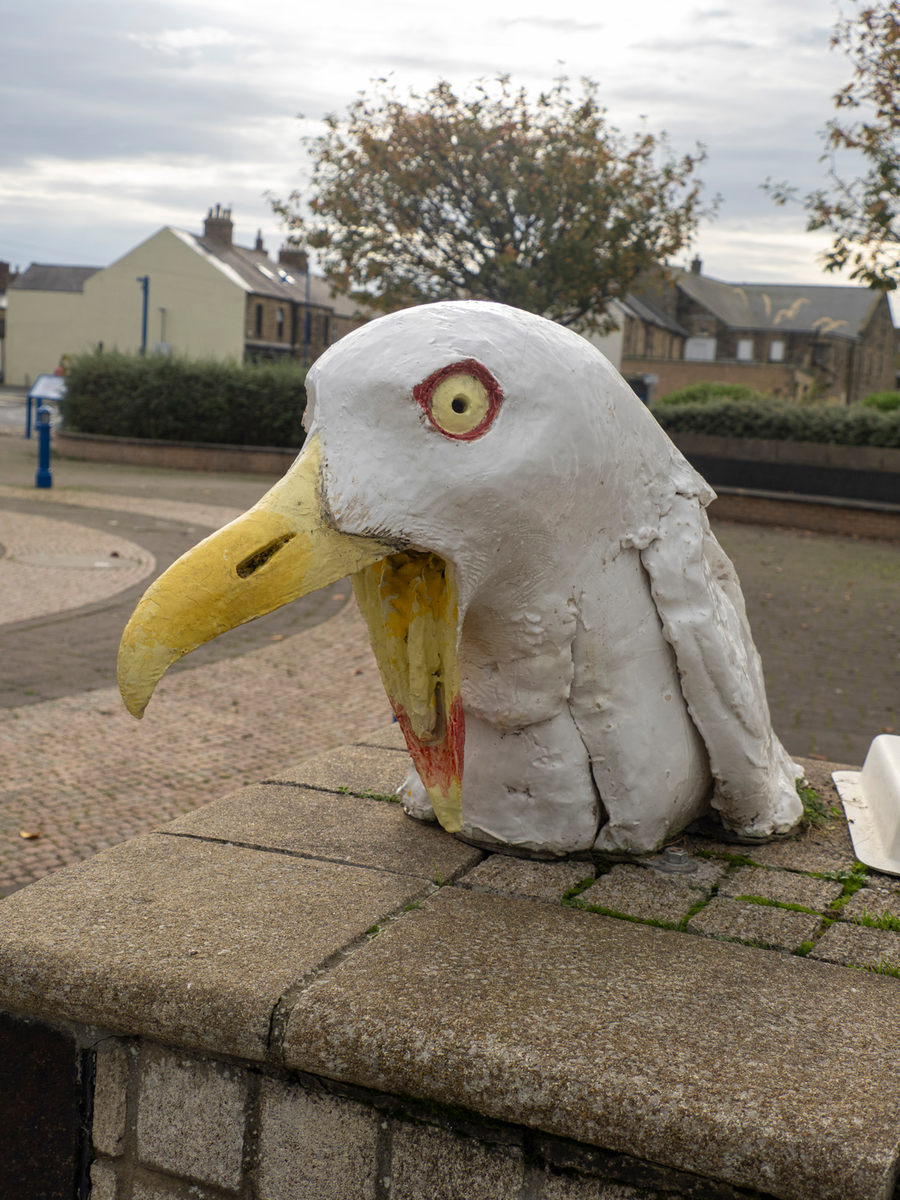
[353, 668, 364, 676]
[884, 726, 896, 734]
[270, 634, 284, 641]
[19, 830, 41, 840]
[800, 623, 809, 630]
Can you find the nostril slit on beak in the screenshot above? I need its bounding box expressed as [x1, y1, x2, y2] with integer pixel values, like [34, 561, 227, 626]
[236, 533, 296, 578]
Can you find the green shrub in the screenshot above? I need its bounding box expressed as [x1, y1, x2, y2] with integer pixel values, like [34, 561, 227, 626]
[862, 390, 900, 412]
[61, 352, 307, 448]
[651, 398, 900, 448]
[655, 381, 766, 406]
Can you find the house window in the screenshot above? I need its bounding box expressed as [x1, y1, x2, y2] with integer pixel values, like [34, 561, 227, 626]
[769, 340, 785, 362]
[254, 304, 263, 337]
[737, 338, 753, 362]
[276, 307, 285, 341]
[322, 315, 330, 345]
[684, 337, 716, 362]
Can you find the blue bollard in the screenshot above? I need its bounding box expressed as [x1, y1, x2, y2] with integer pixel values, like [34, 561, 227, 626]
[35, 405, 52, 489]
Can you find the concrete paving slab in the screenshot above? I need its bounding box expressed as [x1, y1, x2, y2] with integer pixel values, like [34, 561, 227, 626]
[840, 882, 900, 923]
[354, 722, 407, 752]
[810, 922, 900, 972]
[282, 888, 900, 1200]
[0, 834, 427, 1061]
[264, 744, 411, 799]
[162, 783, 482, 882]
[458, 856, 593, 902]
[575, 864, 712, 925]
[687, 897, 821, 951]
[717, 866, 843, 911]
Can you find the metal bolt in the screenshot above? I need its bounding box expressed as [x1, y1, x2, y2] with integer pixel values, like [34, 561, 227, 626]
[663, 846, 688, 866]
[650, 844, 698, 874]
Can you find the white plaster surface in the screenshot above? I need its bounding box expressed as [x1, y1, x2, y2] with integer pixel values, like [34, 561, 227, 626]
[834, 734, 900, 876]
[305, 302, 802, 855]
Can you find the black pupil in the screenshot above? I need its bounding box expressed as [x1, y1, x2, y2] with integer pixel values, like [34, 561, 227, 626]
[451, 396, 468, 414]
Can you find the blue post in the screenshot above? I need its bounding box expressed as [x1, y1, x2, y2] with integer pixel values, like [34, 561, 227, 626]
[25, 395, 32, 439]
[137, 275, 149, 355]
[35, 405, 52, 488]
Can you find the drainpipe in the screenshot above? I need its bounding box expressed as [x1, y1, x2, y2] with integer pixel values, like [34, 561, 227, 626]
[303, 268, 311, 367]
[137, 276, 149, 356]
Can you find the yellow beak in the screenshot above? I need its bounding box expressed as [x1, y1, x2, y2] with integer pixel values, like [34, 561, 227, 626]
[117, 433, 466, 834]
[117, 434, 395, 718]
[354, 553, 464, 832]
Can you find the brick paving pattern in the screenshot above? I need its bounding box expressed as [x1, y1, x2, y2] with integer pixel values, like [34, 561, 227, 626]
[0, 509, 156, 624]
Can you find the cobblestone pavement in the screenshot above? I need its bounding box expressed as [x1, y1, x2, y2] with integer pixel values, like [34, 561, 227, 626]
[0, 431, 897, 894]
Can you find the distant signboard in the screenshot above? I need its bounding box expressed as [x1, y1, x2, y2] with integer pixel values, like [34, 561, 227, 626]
[27, 374, 68, 402]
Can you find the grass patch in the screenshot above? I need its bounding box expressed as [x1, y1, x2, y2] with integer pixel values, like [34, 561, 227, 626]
[851, 911, 900, 932]
[677, 895, 712, 930]
[336, 787, 401, 803]
[734, 894, 821, 916]
[829, 866, 870, 910]
[795, 941, 815, 957]
[561, 876, 597, 902]
[693, 849, 758, 867]
[566, 899, 679, 931]
[797, 782, 841, 827]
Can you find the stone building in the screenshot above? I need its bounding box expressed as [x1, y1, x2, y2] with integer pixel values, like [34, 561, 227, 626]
[4, 208, 367, 387]
[614, 259, 896, 404]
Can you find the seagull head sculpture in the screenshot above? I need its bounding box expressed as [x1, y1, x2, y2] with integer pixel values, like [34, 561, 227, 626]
[118, 301, 802, 857]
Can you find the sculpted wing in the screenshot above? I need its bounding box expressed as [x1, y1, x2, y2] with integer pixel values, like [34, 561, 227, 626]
[640, 494, 802, 838]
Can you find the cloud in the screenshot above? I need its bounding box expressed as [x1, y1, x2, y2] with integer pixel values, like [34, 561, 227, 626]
[632, 36, 756, 52]
[496, 17, 604, 33]
[126, 25, 250, 53]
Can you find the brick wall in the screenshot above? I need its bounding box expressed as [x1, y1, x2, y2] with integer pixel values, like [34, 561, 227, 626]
[85, 1035, 734, 1200]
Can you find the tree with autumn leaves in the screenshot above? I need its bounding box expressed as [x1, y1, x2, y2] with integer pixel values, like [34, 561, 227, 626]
[770, 0, 900, 289]
[273, 78, 710, 333]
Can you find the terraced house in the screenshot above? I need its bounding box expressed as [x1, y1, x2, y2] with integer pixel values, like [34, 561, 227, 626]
[5, 207, 367, 387]
[617, 258, 896, 405]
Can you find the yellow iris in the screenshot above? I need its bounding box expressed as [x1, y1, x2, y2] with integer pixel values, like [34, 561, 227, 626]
[429, 373, 490, 436]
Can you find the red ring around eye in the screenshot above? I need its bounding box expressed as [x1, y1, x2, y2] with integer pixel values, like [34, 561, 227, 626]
[412, 359, 503, 441]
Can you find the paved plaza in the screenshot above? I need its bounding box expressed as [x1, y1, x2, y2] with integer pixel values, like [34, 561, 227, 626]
[0, 429, 898, 896]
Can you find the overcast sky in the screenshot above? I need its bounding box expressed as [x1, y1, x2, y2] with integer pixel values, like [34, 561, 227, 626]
[1, 0, 860, 288]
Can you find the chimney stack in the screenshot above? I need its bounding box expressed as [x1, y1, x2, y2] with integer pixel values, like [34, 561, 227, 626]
[255, 230, 265, 252]
[278, 245, 308, 273]
[204, 204, 234, 245]
[0, 262, 18, 291]
[690, 255, 702, 275]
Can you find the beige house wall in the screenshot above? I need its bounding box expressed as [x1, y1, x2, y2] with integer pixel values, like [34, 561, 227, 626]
[5, 290, 85, 387]
[80, 229, 246, 362]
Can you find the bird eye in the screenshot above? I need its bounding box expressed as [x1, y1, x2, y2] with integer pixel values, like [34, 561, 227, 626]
[413, 359, 502, 441]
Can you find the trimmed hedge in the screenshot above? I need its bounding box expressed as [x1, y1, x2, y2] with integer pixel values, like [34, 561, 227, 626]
[862, 390, 900, 412]
[61, 352, 307, 448]
[655, 382, 765, 406]
[651, 398, 900, 448]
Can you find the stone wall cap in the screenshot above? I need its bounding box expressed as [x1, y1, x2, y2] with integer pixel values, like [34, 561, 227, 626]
[0, 834, 427, 1061]
[163, 780, 481, 882]
[283, 887, 900, 1200]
